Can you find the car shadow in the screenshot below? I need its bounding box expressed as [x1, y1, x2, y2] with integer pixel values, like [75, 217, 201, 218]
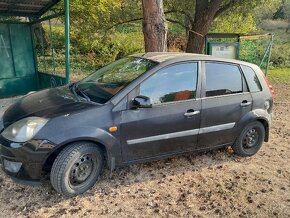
[0, 146, 246, 216]
[100, 146, 242, 188]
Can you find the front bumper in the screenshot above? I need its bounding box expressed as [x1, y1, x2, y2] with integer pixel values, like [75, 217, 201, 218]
[0, 136, 56, 182]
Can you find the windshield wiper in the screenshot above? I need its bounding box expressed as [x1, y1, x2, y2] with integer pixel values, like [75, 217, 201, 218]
[71, 83, 91, 102]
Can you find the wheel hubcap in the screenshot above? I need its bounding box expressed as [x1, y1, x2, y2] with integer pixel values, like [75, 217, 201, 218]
[70, 154, 94, 185]
[242, 128, 259, 149]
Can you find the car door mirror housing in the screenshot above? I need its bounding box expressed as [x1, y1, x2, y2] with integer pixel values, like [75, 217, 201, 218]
[132, 95, 152, 109]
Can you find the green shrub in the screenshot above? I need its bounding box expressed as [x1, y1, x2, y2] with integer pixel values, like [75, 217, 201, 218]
[37, 25, 145, 80]
[270, 44, 290, 68]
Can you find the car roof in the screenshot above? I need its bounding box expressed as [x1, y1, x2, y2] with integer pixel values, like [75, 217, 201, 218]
[131, 52, 257, 67]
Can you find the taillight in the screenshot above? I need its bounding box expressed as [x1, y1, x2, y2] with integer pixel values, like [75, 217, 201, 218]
[262, 72, 275, 97]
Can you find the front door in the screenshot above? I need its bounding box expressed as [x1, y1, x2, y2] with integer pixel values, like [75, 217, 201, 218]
[120, 62, 201, 162]
[198, 62, 253, 148]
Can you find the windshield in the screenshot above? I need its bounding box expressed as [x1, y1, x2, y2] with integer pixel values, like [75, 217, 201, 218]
[76, 57, 158, 104]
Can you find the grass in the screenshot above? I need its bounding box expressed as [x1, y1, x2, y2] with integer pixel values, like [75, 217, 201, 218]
[267, 68, 290, 84]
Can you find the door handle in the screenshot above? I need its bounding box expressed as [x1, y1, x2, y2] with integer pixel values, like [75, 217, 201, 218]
[240, 100, 252, 107]
[184, 109, 200, 117]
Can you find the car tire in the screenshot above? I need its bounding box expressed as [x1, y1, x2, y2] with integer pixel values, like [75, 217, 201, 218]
[232, 121, 265, 157]
[50, 142, 104, 197]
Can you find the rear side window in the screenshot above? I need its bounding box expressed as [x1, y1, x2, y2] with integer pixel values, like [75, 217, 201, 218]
[140, 62, 198, 105]
[205, 63, 243, 97]
[241, 65, 262, 92]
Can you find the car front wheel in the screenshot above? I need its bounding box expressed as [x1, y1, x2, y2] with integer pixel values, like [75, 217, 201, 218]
[50, 142, 104, 197]
[232, 121, 265, 157]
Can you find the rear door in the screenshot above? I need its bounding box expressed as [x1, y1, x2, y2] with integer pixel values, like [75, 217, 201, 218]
[120, 62, 202, 162]
[198, 62, 253, 148]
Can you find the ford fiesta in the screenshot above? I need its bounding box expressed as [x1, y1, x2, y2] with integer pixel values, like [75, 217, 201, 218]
[0, 53, 274, 197]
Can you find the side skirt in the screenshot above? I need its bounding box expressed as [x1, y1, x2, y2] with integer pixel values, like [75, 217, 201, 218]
[118, 142, 232, 167]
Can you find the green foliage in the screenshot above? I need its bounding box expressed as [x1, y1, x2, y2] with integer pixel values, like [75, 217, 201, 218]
[64, 0, 283, 54]
[163, 0, 281, 33]
[35, 0, 288, 78]
[110, 31, 144, 56]
[44, 0, 143, 77]
[259, 20, 290, 69]
[212, 12, 257, 33]
[273, 7, 287, 19]
[212, 0, 280, 33]
[273, 0, 290, 19]
[69, 0, 141, 41]
[38, 22, 144, 79]
[240, 40, 259, 64]
[269, 39, 290, 68]
[43, 25, 65, 51]
[267, 68, 290, 84]
[254, 0, 281, 20]
[239, 30, 290, 69]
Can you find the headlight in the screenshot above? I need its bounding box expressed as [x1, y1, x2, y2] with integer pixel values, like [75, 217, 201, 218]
[1, 117, 48, 143]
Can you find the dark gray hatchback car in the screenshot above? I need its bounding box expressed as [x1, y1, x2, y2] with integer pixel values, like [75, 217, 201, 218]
[0, 52, 274, 197]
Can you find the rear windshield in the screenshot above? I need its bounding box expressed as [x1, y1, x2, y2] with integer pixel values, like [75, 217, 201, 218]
[77, 57, 158, 103]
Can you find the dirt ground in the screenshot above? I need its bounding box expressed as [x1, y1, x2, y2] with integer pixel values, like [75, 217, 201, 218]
[0, 82, 289, 218]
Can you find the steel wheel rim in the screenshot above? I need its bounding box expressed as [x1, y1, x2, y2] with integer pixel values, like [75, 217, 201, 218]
[69, 153, 96, 187]
[242, 128, 259, 149]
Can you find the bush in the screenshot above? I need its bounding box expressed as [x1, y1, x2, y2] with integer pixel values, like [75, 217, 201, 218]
[38, 18, 289, 79]
[167, 32, 187, 52]
[38, 24, 145, 80]
[270, 44, 290, 68]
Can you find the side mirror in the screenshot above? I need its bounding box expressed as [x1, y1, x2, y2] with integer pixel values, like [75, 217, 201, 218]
[132, 95, 152, 109]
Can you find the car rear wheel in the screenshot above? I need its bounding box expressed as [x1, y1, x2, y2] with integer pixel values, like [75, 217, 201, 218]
[232, 121, 265, 157]
[50, 142, 104, 197]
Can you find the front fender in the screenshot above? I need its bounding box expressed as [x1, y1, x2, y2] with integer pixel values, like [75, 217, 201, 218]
[42, 126, 122, 170]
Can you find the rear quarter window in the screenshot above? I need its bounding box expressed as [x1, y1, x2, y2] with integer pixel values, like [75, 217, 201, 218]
[241, 65, 262, 92]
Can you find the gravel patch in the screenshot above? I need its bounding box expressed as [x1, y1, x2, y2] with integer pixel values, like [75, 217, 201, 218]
[0, 83, 289, 218]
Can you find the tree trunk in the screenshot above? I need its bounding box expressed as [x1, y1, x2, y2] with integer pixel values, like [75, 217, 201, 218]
[186, 20, 212, 53]
[142, 0, 167, 52]
[186, 0, 223, 53]
[33, 23, 49, 49]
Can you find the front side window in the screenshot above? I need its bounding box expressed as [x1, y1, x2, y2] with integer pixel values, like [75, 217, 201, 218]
[241, 65, 262, 92]
[77, 57, 158, 103]
[140, 62, 198, 105]
[205, 62, 243, 97]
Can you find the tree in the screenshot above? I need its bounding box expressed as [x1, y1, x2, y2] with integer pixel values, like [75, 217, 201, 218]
[273, 0, 290, 32]
[273, 0, 288, 19]
[185, 0, 224, 53]
[33, 23, 49, 49]
[141, 0, 167, 52]
[64, 0, 279, 55]
[165, 0, 279, 53]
